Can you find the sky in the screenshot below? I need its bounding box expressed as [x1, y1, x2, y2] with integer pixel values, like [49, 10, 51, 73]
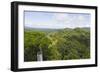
[24, 11, 91, 29]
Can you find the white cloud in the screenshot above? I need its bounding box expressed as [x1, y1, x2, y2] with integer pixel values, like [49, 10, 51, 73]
[25, 12, 90, 29]
[53, 13, 70, 24]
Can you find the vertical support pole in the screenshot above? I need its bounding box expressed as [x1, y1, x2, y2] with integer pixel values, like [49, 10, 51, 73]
[37, 48, 43, 61]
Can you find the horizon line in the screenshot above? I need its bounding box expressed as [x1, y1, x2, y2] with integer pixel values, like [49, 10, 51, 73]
[24, 26, 90, 29]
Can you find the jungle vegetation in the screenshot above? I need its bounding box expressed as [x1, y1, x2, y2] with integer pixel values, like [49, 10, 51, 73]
[24, 27, 90, 62]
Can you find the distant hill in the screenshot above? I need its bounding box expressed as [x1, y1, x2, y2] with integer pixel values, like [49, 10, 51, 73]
[81, 27, 90, 31]
[24, 27, 62, 32]
[24, 26, 90, 32]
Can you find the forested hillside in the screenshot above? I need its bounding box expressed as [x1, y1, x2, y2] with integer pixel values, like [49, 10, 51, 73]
[24, 27, 90, 62]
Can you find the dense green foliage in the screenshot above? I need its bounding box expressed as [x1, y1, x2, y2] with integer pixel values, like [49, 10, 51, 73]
[24, 28, 90, 61]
